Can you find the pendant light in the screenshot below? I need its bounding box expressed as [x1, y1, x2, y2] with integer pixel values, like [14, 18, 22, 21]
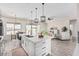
[30, 10, 33, 35]
[40, 3, 46, 22]
[30, 10, 33, 25]
[0, 9, 1, 18]
[34, 8, 39, 24]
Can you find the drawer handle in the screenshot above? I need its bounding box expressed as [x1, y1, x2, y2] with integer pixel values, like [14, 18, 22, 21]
[42, 47, 46, 49]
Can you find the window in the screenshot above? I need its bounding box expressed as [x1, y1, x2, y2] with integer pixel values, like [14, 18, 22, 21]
[26, 25, 31, 35]
[15, 24, 21, 30]
[32, 28, 37, 36]
[6, 31, 15, 35]
[26, 25, 37, 36]
[32, 25, 37, 36]
[15, 24, 21, 34]
[6, 23, 21, 35]
[6, 23, 14, 31]
[6, 23, 14, 35]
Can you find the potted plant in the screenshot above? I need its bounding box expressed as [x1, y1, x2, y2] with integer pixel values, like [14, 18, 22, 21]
[62, 26, 68, 32]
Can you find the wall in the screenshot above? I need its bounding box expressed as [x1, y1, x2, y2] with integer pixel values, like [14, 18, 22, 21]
[73, 4, 79, 43]
[47, 17, 70, 32]
[47, 17, 70, 39]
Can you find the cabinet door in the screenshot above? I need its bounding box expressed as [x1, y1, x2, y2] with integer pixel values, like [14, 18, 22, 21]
[21, 39, 29, 55]
[35, 40, 47, 56]
[45, 38, 51, 55]
[28, 41, 34, 56]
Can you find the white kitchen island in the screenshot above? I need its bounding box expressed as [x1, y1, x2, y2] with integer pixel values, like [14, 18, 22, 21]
[21, 35, 51, 56]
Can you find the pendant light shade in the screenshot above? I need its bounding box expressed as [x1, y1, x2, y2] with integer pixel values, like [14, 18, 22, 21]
[0, 9, 2, 18]
[34, 8, 39, 24]
[40, 3, 46, 22]
[40, 16, 46, 22]
[30, 11, 33, 25]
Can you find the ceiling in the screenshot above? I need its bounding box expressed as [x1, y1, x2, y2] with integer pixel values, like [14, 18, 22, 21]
[0, 3, 77, 20]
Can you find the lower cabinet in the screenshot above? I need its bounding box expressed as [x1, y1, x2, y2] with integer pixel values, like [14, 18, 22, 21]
[21, 36, 51, 56]
[21, 39, 34, 55]
[61, 32, 70, 40]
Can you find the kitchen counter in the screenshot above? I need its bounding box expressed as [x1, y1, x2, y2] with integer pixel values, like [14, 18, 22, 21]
[21, 35, 51, 56]
[22, 35, 47, 43]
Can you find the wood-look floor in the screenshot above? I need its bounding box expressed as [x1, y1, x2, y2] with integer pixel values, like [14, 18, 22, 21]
[12, 48, 28, 56]
[0, 38, 76, 56]
[51, 39, 76, 56]
[11, 39, 76, 56]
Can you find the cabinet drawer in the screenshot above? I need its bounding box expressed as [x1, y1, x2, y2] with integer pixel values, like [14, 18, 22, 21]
[36, 41, 46, 47]
[41, 52, 46, 56]
[38, 51, 47, 56]
[36, 45, 46, 51]
[36, 50, 47, 56]
[35, 47, 47, 55]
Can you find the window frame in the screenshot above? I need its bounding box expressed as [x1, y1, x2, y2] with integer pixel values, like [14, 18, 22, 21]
[6, 22, 22, 35]
[26, 24, 37, 36]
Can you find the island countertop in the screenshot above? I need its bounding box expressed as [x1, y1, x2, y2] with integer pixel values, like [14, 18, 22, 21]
[22, 34, 51, 43]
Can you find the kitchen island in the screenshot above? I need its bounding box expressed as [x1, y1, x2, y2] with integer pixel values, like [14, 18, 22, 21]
[21, 35, 51, 56]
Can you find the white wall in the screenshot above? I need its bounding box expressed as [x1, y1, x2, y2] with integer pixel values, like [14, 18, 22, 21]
[73, 4, 79, 43]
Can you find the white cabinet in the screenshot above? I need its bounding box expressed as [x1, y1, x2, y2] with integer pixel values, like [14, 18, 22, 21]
[35, 40, 47, 56]
[21, 36, 34, 56]
[61, 32, 70, 40]
[21, 35, 51, 56]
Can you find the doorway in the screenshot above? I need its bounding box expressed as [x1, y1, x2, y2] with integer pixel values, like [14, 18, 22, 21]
[69, 19, 77, 41]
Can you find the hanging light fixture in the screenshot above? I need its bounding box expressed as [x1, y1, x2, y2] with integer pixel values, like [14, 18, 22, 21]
[30, 10, 33, 35]
[34, 8, 39, 24]
[0, 9, 2, 18]
[30, 10, 33, 25]
[40, 3, 46, 22]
